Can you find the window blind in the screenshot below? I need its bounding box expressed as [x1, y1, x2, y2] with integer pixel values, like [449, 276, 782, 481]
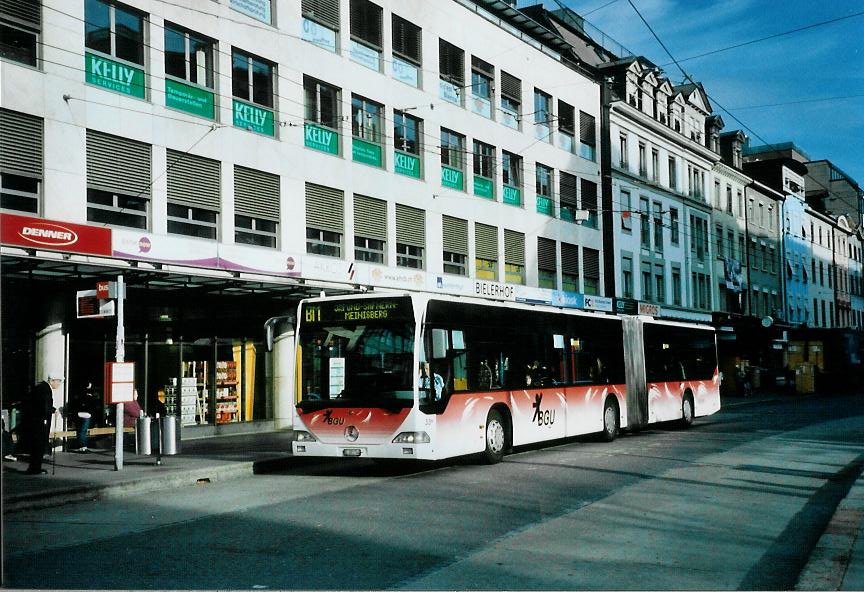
[302, 0, 339, 30]
[504, 229, 524, 265]
[475, 223, 497, 260]
[391, 15, 421, 64]
[305, 182, 343, 232]
[439, 39, 464, 85]
[86, 129, 151, 197]
[0, 108, 42, 178]
[561, 242, 579, 276]
[234, 165, 279, 220]
[350, 0, 382, 48]
[538, 237, 556, 272]
[442, 215, 468, 254]
[164, 150, 220, 210]
[353, 194, 387, 240]
[395, 204, 425, 248]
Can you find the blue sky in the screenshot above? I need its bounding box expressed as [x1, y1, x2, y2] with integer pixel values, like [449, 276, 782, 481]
[554, 0, 864, 187]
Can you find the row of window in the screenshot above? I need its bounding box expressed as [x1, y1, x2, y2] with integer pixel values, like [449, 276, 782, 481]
[617, 132, 708, 199]
[1, 0, 598, 162]
[785, 252, 862, 295]
[303, 182, 602, 291]
[620, 255, 683, 307]
[302, 73, 599, 222]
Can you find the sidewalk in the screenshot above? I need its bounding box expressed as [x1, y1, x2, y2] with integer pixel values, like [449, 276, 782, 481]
[2, 429, 296, 513]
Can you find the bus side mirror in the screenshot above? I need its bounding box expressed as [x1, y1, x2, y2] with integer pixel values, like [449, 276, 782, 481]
[264, 316, 295, 352]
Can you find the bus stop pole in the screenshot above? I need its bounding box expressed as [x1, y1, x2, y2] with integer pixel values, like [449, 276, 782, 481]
[114, 275, 125, 471]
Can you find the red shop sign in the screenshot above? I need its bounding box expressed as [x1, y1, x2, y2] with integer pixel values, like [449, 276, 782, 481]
[0, 213, 112, 256]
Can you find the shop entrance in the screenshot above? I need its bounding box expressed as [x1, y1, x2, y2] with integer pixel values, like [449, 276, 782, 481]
[66, 335, 269, 432]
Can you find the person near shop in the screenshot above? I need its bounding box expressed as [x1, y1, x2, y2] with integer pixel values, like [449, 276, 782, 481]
[2, 410, 17, 462]
[67, 382, 100, 453]
[123, 391, 143, 429]
[22, 373, 61, 475]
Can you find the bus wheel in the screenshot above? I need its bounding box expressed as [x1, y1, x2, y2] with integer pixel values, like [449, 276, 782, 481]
[483, 409, 507, 464]
[680, 393, 695, 428]
[601, 398, 619, 442]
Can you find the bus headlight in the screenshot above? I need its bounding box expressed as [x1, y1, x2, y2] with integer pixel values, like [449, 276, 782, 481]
[392, 432, 430, 444]
[295, 431, 317, 442]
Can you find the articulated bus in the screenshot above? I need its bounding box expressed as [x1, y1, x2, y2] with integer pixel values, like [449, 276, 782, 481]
[292, 293, 720, 463]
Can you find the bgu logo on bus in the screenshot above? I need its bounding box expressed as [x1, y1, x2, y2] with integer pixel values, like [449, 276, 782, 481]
[532, 393, 556, 427]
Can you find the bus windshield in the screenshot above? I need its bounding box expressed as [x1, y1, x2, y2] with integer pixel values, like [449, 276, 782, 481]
[298, 298, 416, 407]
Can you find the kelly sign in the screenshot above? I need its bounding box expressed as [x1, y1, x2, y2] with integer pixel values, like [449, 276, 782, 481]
[233, 99, 275, 136]
[86, 52, 145, 99]
[304, 123, 339, 155]
[1, 213, 112, 256]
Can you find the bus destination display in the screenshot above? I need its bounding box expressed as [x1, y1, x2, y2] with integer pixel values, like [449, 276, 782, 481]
[302, 297, 413, 324]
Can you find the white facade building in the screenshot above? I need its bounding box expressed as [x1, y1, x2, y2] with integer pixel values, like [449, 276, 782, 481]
[601, 58, 718, 320]
[0, 0, 603, 430]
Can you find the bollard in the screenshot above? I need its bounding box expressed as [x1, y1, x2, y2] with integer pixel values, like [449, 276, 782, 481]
[161, 415, 177, 455]
[136, 416, 151, 455]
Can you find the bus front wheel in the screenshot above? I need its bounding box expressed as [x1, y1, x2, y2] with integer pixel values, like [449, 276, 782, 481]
[483, 409, 508, 464]
[601, 398, 619, 442]
[680, 392, 695, 428]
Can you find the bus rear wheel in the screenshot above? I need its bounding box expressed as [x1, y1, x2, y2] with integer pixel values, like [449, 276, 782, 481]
[680, 392, 695, 428]
[483, 409, 508, 464]
[601, 398, 619, 442]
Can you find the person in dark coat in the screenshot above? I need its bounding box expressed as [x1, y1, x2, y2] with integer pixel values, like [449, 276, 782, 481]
[23, 373, 61, 475]
[67, 382, 100, 452]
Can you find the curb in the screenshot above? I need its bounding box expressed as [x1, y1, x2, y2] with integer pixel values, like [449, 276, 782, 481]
[4, 460, 258, 513]
[796, 475, 864, 590]
[2, 453, 329, 514]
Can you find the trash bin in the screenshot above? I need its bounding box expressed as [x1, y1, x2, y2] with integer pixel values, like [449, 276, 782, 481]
[161, 415, 178, 455]
[136, 416, 151, 455]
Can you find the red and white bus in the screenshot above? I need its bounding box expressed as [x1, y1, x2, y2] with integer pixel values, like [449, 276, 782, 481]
[292, 293, 720, 463]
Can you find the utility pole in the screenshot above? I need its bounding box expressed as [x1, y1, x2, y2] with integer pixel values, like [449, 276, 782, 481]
[114, 274, 125, 471]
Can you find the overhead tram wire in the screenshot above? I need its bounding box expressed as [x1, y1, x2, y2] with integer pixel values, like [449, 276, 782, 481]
[626, 0, 863, 217]
[659, 9, 864, 67]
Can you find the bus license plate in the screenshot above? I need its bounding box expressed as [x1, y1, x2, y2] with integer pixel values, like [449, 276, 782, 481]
[342, 448, 363, 457]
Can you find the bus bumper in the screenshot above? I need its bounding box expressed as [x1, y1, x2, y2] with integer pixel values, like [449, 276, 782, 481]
[292, 441, 433, 460]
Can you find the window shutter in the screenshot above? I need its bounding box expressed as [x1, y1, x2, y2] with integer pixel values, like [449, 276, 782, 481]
[500, 71, 521, 102]
[442, 215, 468, 254]
[302, 0, 339, 30]
[166, 150, 220, 210]
[392, 15, 421, 64]
[559, 172, 578, 208]
[580, 179, 597, 211]
[396, 204, 425, 248]
[353, 194, 387, 241]
[538, 237, 556, 272]
[305, 182, 343, 232]
[471, 56, 493, 77]
[558, 101, 575, 134]
[583, 247, 600, 280]
[474, 223, 497, 260]
[561, 242, 579, 276]
[86, 129, 151, 197]
[0, 109, 42, 178]
[579, 111, 596, 145]
[439, 39, 464, 85]
[504, 229, 524, 265]
[234, 165, 279, 220]
[350, 0, 382, 48]
[0, 0, 40, 28]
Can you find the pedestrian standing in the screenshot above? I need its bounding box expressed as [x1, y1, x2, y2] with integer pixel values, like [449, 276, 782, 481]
[67, 382, 99, 452]
[23, 373, 61, 475]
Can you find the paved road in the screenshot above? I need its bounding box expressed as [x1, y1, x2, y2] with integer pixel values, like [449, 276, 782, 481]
[5, 394, 863, 590]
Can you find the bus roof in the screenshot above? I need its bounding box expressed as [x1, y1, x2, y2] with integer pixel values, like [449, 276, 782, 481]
[297, 291, 715, 331]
